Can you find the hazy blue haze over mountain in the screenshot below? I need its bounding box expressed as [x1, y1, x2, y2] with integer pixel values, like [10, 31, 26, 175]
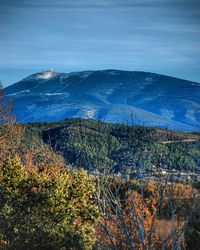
[5, 70, 200, 132]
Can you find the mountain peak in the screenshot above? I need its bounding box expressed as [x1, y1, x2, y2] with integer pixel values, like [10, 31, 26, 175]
[37, 70, 58, 79]
[5, 69, 200, 131]
[24, 70, 59, 81]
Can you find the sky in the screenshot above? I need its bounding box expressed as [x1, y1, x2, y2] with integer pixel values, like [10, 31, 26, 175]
[0, 0, 200, 86]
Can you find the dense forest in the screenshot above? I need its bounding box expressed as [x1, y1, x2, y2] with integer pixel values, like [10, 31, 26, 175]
[3, 118, 200, 173]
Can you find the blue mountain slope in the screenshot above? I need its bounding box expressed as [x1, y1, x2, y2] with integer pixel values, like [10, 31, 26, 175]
[5, 69, 200, 131]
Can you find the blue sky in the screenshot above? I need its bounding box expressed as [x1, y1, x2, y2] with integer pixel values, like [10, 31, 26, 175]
[0, 0, 200, 86]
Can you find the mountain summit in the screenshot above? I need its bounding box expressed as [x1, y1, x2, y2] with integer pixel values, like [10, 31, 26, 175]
[5, 69, 200, 131]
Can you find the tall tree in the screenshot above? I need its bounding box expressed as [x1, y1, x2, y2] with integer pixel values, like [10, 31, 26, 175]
[0, 83, 22, 162]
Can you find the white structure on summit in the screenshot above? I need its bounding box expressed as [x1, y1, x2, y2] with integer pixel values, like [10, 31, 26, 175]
[37, 69, 56, 79]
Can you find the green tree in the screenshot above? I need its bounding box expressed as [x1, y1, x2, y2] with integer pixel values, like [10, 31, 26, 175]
[0, 157, 99, 250]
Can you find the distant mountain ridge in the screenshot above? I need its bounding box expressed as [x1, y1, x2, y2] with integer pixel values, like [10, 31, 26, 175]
[5, 69, 200, 131]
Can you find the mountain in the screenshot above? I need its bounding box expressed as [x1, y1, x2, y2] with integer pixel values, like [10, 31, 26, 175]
[5, 69, 200, 131]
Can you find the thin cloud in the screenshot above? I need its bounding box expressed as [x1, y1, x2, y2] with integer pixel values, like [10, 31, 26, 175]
[0, 0, 199, 85]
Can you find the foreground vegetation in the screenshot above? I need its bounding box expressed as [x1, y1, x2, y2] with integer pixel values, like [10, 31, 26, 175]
[0, 156, 199, 249]
[0, 157, 99, 249]
[0, 83, 200, 249]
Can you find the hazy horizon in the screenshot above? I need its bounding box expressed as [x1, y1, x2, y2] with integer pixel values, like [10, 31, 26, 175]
[0, 0, 200, 86]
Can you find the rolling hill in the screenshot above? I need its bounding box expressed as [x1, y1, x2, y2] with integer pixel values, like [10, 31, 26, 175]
[16, 118, 200, 172]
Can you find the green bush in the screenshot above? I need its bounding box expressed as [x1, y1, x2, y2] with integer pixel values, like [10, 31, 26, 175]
[0, 157, 99, 250]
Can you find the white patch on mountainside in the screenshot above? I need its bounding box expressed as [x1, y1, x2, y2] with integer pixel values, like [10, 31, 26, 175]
[36, 71, 57, 79]
[160, 109, 174, 119]
[45, 92, 68, 96]
[7, 89, 30, 96]
[69, 71, 92, 78]
[185, 109, 197, 123]
[107, 70, 119, 76]
[191, 83, 200, 86]
[90, 87, 115, 104]
[23, 71, 58, 81]
[86, 108, 96, 119]
[182, 100, 200, 126]
[25, 103, 76, 121]
[145, 77, 153, 83]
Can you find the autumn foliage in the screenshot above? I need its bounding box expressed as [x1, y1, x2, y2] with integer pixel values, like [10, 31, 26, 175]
[95, 180, 198, 250]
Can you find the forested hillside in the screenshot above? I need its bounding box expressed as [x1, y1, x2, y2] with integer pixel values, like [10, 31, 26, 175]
[10, 118, 200, 173]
